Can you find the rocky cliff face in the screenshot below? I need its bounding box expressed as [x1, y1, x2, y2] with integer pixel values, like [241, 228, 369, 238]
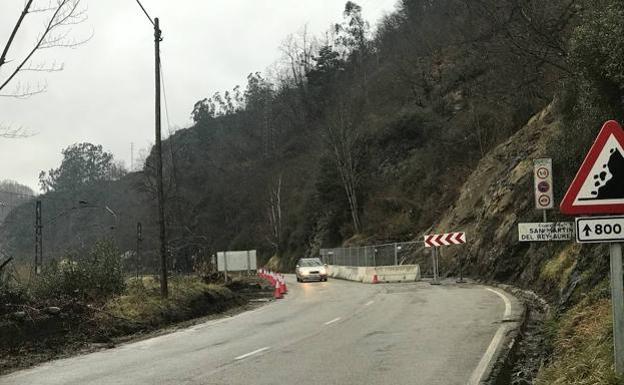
[426, 103, 616, 383]
[430, 103, 609, 303]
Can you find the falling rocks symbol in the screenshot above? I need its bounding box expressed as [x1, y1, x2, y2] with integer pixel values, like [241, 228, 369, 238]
[592, 149, 624, 200]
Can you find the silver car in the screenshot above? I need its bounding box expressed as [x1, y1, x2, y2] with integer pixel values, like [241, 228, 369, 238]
[295, 258, 328, 282]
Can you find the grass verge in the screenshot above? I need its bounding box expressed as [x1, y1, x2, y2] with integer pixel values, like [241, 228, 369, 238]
[536, 287, 623, 385]
[0, 275, 270, 374]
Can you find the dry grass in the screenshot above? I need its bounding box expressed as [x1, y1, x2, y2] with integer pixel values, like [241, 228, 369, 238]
[536, 297, 623, 385]
[541, 243, 580, 290]
[103, 276, 236, 327]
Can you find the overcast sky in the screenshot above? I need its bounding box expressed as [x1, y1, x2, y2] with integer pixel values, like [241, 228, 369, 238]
[0, 0, 398, 192]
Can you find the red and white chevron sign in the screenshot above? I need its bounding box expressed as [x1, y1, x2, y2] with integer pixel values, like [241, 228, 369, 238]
[424, 232, 467, 248]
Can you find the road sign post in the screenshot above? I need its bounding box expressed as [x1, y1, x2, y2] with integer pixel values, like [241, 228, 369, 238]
[424, 232, 466, 285]
[457, 252, 465, 284]
[561, 121, 624, 376]
[611, 243, 624, 374]
[430, 247, 439, 285]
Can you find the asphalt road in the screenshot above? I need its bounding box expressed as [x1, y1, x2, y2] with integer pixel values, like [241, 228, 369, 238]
[0, 276, 515, 385]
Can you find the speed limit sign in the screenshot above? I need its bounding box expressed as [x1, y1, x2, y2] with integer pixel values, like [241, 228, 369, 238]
[534, 158, 554, 210]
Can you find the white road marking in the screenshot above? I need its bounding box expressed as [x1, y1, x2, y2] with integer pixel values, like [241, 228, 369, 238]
[485, 288, 512, 318]
[364, 300, 375, 307]
[234, 347, 270, 361]
[467, 288, 515, 385]
[324, 317, 341, 325]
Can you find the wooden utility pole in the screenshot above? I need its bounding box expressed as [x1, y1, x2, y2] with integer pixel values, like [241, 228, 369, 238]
[34, 200, 42, 274]
[154, 17, 168, 298]
[136, 222, 142, 280]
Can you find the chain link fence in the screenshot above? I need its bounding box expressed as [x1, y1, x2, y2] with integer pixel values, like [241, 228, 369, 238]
[320, 241, 424, 267]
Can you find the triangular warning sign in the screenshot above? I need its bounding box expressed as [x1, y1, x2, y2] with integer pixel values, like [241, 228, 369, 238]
[561, 120, 624, 215]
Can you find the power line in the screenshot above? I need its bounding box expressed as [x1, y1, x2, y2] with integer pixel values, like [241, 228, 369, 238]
[134, 0, 155, 27]
[159, 62, 172, 132]
[159, 58, 179, 194]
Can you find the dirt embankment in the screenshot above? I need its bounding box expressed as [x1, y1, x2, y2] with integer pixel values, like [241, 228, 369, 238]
[0, 276, 273, 375]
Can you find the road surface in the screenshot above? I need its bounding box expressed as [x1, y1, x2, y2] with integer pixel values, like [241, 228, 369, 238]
[0, 276, 516, 385]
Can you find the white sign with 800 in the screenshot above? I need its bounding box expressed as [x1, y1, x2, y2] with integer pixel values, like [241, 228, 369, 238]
[575, 216, 624, 243]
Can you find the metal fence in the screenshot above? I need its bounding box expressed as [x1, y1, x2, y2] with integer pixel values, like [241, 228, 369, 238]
[320, 241, 424, 267]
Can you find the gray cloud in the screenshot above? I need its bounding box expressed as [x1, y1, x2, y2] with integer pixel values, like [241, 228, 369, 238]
[0, 0, 397, 191]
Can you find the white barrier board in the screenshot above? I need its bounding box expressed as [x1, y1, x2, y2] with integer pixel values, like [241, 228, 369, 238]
[217, 250, 257, 272]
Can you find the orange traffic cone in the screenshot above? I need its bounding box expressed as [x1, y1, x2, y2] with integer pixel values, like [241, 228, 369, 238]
[274, 281, 283, 299]
[372, 275, 379, 284]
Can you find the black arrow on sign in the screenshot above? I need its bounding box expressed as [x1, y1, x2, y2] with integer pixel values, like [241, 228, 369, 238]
[583, 224, 592, 237]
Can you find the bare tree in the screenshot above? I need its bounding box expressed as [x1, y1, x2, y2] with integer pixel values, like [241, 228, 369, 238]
[279, 25, 317, 88]
[0, 0, 89, 137]
[265, 174, 283, 255]
[323, 99, 363, 234]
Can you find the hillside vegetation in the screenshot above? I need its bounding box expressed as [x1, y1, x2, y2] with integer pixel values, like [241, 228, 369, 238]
[2, 0, 570, 266]
[3, 0, 624, 382]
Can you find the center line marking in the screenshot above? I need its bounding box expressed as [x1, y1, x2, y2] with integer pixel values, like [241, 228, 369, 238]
[364, 300, 374, 306]
[324, 317, 341, 325]
[234, 347, 270, 360]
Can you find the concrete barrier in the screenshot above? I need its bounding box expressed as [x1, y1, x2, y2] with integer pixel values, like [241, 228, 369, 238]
[327, 265, 420, 284]
[370, 265, 421, 283]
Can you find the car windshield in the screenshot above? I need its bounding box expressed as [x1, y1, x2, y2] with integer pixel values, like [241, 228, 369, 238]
[299, 259, 323, 267]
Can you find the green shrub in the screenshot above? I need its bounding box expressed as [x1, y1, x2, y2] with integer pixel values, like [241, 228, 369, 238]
[33, 240, 125, 302]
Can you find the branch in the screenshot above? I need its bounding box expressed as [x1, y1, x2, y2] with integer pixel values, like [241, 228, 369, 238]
[0, 257, 13, 273]
[0, 125, 35, 138]
[0, 0, 34, 69]
[0, 80, 48, 98]
[0, 0, 89, 93]
[19, 61, 65, 72]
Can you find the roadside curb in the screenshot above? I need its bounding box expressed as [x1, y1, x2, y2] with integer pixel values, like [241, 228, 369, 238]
[465, 284, 525, 385]
[481, 283, 550, 385]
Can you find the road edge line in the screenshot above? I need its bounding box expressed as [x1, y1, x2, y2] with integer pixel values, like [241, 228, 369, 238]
[467, 287, 522, 385]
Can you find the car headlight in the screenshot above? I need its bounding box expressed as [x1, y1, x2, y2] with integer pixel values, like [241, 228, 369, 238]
[302, 271, 309, 276]
[319, 267, 327, 275]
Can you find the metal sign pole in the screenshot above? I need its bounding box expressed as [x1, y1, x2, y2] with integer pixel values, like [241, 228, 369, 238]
[436, 247, 441, 281]
[610, 243, 624, 375]
[457, 253, 465, 284]
[431, 247, 440, 285]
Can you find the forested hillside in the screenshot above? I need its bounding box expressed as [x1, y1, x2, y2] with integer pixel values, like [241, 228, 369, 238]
[0, 0, 606, 268]
[0, 181, 33, 224]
